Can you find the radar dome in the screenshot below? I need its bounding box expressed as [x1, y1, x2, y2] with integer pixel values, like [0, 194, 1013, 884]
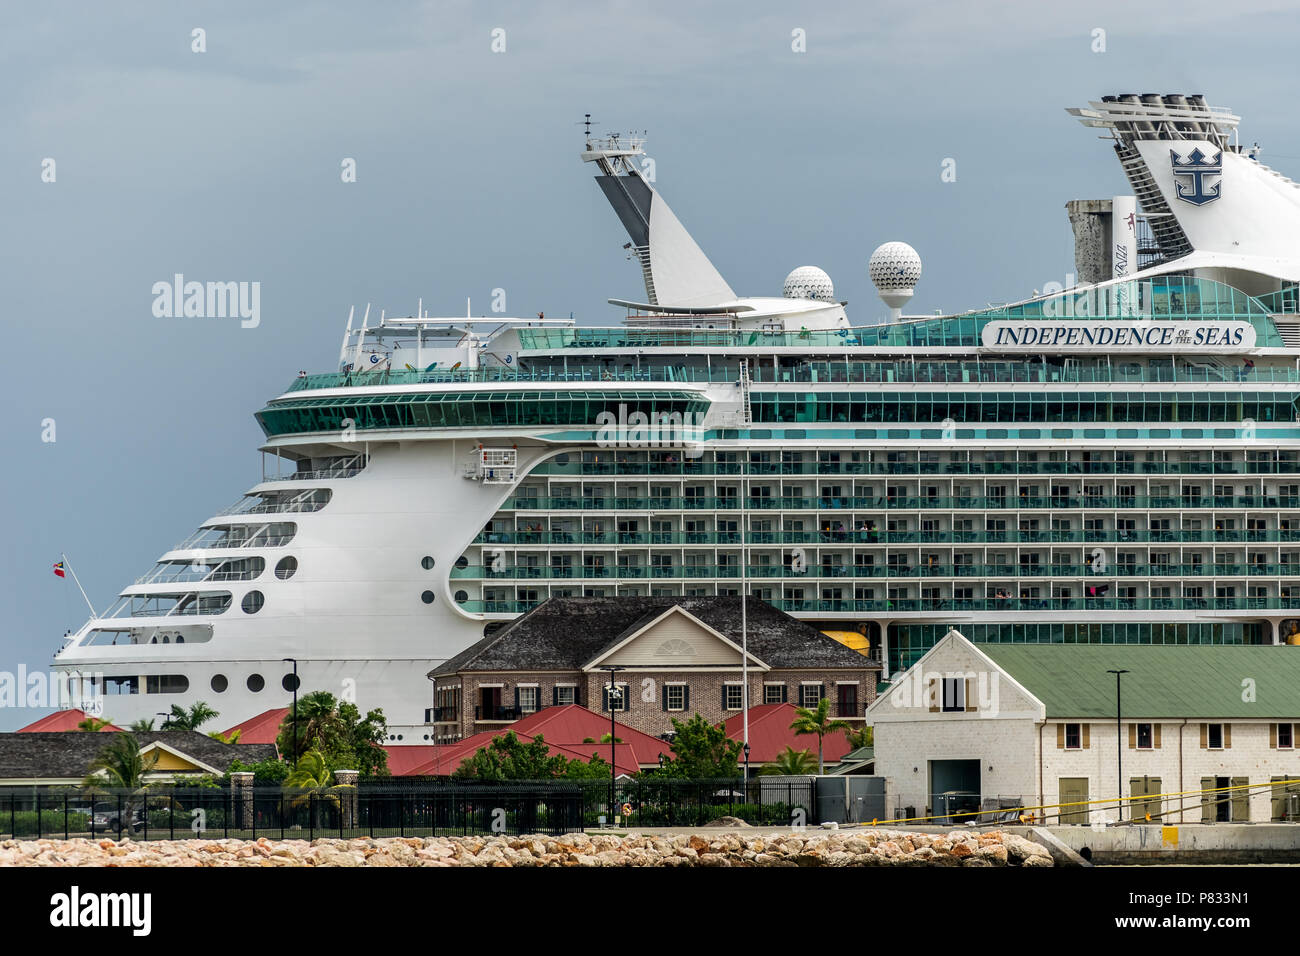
[782, 266, 835, 301]
[868, 241, 922, 314]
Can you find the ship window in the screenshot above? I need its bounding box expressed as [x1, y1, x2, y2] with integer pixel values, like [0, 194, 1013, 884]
[210, 674, 228, 693]
[145, 674, 189, 694]
[421, 556, 435, 570]
[275, 556, 298, 580]
[421, 590, 436, 604]
[455, 556, 469, 570]
[247, 674, 265, 693]
[454, 590, 468, 603]
[241, 590, 265, 614]
[282, 673, 301, 692]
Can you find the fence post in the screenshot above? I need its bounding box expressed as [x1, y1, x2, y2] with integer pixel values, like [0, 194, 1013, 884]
[64, 794, 69, 840]
[309, 792, 315, 842]
[230, 772, 254, 834]
[35, 793, 41, 840]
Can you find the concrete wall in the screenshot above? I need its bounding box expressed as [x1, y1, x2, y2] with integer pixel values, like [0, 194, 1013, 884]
[1024, 823, 1300, 865]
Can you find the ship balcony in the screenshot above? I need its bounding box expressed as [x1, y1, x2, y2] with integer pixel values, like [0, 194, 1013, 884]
[103, 591, 232, 619]
[454, 596, 1300, 616]
[449, 562, 1300, 581]
[497, 494, 1300, 512]
[531, 460, 1299, 477]
[172, 522, 297, 551]
[474, 528, 1300, 546]
[219, 488, 331, 517]
[260, 453, 368, 482]
[134, 557, 266, 586]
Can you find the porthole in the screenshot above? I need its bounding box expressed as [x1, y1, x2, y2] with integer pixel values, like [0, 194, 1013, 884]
[455, 590, 468, 604]
[282, 673, 300, 692]
[211, 674, 229, 693]
[247, 674, 265, 693]
[275, 556, 298, 580]
[242, 590, 265, 614]
[455, 556, 469, 570]
[421, 556, 435, 570]
[421, 590, 436, 604]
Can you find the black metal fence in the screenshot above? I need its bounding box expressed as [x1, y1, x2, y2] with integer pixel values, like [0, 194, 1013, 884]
[0, 776, 814, 840]
[579, 776, 814, 828]
[0, 785, 584, 841]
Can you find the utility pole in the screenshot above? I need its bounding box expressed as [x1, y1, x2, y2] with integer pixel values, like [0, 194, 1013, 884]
[1107, 668, 1129, 822]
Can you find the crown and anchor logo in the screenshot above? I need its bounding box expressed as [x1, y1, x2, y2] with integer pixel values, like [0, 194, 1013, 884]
[1169, 147, 1223, 205]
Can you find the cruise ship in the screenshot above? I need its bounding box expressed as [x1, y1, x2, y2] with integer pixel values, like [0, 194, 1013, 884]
[54, 93, 1300, 743]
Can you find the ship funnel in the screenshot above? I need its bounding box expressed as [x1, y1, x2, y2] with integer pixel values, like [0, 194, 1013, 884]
[582, 130, 735, 309]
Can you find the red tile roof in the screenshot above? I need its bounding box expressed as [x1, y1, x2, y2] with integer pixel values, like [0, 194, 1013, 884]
[219, 708, 289, 745]
[399, 706, 673, 776]
[723, 703, 854, 765]
[17, 709, 122, 733]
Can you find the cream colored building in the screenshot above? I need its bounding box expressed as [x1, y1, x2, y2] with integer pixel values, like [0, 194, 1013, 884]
[868, 630, 1300, 824]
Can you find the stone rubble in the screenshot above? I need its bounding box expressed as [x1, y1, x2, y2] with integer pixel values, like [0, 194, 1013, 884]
[0, 829, 1054, 867]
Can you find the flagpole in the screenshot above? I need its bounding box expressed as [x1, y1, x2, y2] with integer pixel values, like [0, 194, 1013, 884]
[61, 553, 99, 618]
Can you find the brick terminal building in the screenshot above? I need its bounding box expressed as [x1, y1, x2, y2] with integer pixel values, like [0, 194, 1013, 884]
[427, 596, 879, 743]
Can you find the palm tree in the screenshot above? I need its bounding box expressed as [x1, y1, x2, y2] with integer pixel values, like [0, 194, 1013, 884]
[789, 698, 851, 774]
[276, 691, 346, 763]
[208, 728, 242, 744]
[82, 733, 159, 834]
[160, 702, 219, 732]
[127, 719, 155, 733]
[843, 724, 873, 750]
[759, 746, 818, 775]
[76, 716, 113, 732]
[283, 750, 350, 826]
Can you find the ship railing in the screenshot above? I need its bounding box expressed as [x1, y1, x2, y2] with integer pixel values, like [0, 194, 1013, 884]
[449, 563, 1300, 580]
[283, 362, 1300, 392]
[455, 596, 1300, 615]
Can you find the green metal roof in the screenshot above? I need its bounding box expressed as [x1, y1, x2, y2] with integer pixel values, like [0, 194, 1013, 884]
[976, 643, 1300, 719]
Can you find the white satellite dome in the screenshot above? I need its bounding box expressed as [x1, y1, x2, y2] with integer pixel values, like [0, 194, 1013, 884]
[869, 241, 922, 314]
[782, 265, 835, 301]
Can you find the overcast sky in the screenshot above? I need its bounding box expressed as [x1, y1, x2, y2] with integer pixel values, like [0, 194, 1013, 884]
[4, 0, 1299, 727]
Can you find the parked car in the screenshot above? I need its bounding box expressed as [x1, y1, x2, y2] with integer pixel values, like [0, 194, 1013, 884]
[90, 803, 145, 835]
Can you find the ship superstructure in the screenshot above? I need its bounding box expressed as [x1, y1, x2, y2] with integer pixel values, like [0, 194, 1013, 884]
[54, 95, 1300, 742]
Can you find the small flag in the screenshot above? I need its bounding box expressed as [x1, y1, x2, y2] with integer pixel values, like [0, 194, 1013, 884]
[53, 561, 66, 578]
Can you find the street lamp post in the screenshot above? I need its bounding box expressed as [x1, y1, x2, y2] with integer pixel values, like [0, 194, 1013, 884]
[1107, 668, 1129, 823]
[283, 658, 299, 769]
[602, 665, 625, 823]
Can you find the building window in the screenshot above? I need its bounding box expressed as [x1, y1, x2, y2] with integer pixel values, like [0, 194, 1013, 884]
[941, 677, 965, 713]
[666, 684, 686, 712]
[603, 684, 628, 712]
[764, 684, 786, 704]
[1207, 723, 1224, 750]
[799, 684, 824, 708]
[555, 686, 575, 707]
[724, 684, 745, 711]
[1064, 723, 1081, 749]
[1278, 723, 1294, 749]
[517, 686, 538, 714]
[1136, 722, 1154, 749]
